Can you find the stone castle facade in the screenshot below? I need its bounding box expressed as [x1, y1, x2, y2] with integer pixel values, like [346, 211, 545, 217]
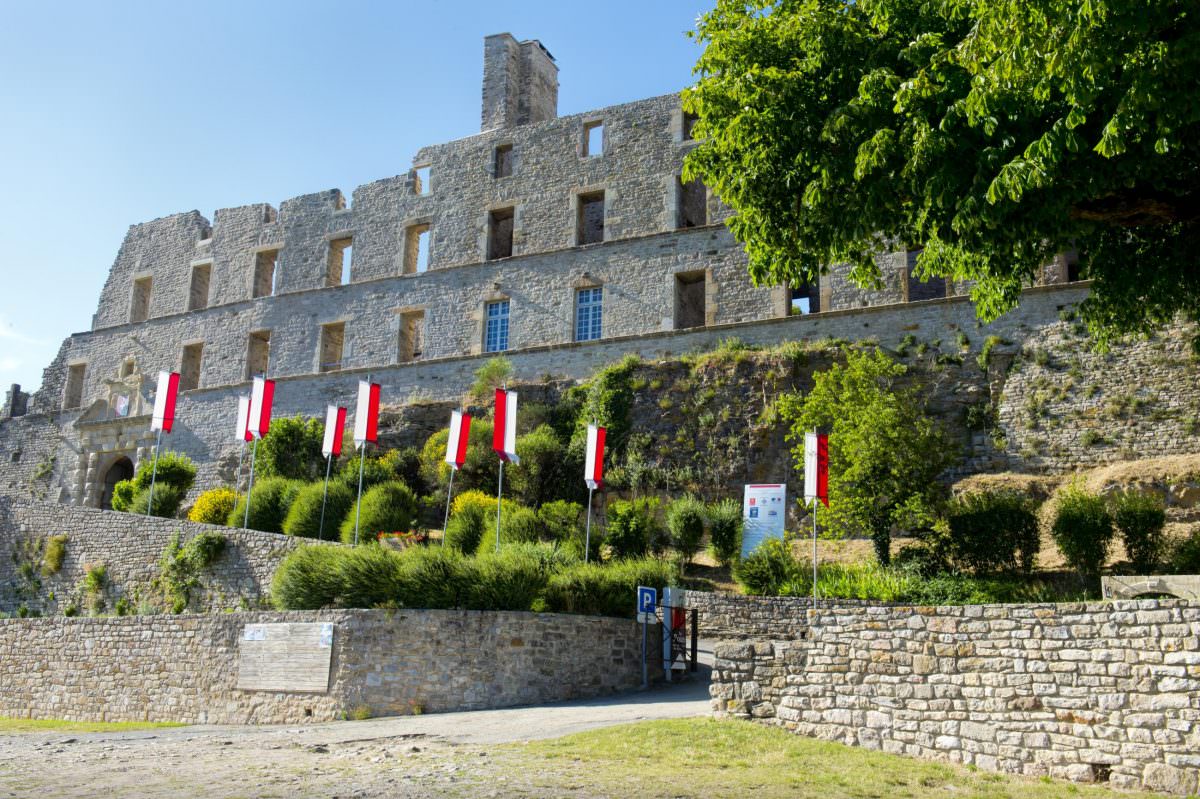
[0, 34, 1142, 508]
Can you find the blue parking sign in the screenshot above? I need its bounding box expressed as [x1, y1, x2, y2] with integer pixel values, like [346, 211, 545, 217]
[637, 586, 657, 615]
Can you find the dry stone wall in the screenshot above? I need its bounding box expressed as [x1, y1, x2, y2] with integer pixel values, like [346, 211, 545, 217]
[0, 608, 660, 725]
[711, 600, 1200, 795]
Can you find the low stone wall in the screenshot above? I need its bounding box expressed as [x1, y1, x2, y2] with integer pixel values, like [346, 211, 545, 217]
[0, 608, 662, 725]
[711, 600, 1200, 795]
[0, 497, 313, 615]
[681, 589, 882, 641]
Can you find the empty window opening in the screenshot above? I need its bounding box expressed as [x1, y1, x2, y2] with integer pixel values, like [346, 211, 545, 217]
[129, 277, 152, 323]
[1065, 249, 1082, 282]
[119, 358, 135, 378]
[413, 165, 432, 196]
[583, 121, 604, 157]
[674, 271, 708, 330]
[179, 343, 204, 392]
[488, 208, 515, 260]
[790, 282, 820, 315]
[319, 323, 345, 373]
[246, 331, 271, 380]
[404, 224, 430, 274]
[64, 364, 86, 410]
[682, 111, 699, 141]
[575, 287, 603, 342]
[253, 250, 279, 298]
[10, 451, 20, 464]
[577, 191, 605, 246]
[398, 311, 425, 363]
[485, 300, 510, 353]
[188, 264, 211, 311]
[678, 177, 707, 228]
[327, 237, 353, 287]
[494, 144, 513, 178]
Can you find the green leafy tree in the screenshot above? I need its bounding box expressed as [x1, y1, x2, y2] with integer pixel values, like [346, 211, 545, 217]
[685, 1, 1200, 349]
[258, 416, 326, 481]
[778, 349, 956, 564]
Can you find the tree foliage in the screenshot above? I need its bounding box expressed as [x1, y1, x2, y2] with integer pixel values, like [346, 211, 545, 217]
[258, 416, 326, 481]
[778, 349, 956, 564]
[685, 0, 1200, 348]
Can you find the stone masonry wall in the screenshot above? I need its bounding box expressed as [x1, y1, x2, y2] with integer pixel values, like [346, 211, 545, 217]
[0, 608, 661, 725]
[711, 600, 1200, 795]
[0, 498, 311, 615]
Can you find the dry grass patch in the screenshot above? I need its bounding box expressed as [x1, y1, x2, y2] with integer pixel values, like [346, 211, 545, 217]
[0, 717, 185, 734]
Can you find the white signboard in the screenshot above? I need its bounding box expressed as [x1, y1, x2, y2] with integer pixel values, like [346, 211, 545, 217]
[237, 622, 334, 693]
[741, 483, 787, 558]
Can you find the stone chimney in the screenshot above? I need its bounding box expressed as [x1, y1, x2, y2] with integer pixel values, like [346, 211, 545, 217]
[481, 33, 558, 131]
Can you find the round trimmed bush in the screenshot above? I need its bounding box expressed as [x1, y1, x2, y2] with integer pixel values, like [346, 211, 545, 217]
[667, 495, 707, 563]
[1111, 491, 1167, 573]
[227, 477, 303, 533]
[271, 545, 348, 609]
[339, 481, 419, 545]
[1051, 486, 1114, 582]
[126, 483, 187, 518]
[707, 499, 743, 566]
[283, 481, 355, 540]
[130, 450, 197, 494]
[188, 487, 240, 526]
[944, 490, 1040, 574]
[445, 501, 490, 553]
[604, 498, 660, 559]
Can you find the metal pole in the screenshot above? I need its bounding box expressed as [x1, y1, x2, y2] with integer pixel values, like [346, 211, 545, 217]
[690, 607, 698, 673]
[442, 468, 457, 545]
[236, 439, 247, 493]
[318, 454, 333, 541]
[243, 438, 259, 530]
[495, 461, 505, 552]
[353, 443, 367, 546]
[584, 486, 595, 563]
[145, 427, 163, 517]
[641, 616, 648, 690]
[812, 501, 818, 607]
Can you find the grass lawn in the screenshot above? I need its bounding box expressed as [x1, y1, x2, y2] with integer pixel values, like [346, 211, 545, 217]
[489, 718, 1170, 799]
[0, 717, 185, 734]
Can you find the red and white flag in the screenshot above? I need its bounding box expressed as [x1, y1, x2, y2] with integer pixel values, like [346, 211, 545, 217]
[235, 396, 253, 442]
[445, 410, 471, 471]
[492, 388, 520, 464]
[248, 376, 275, 439]
[322, 405, 347, 458]
[584, 424, 606, 490]
[354, 380, 380, 449]
[151, 371, 180, 433]
[804, 430, 829, 507]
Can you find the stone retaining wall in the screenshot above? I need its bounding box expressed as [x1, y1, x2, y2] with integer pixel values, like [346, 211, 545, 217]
[0, 608, 661, 725]
[0, 498, 312, 615]
[711, 600, 1200, 795]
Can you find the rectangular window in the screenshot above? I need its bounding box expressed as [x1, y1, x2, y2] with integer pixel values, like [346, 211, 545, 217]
[583, 121, 604, 157]
[790, 283, 820, 315]
[413, 165, 432, 195]
[494, 144, 513, 178]
[682, 111, 699, 141]
[319, 322, 345, 373]
[398, 310, 425, 363]
[577, 191, 605, 245]
[129, 277, 152, 323]
[64, 363, 86, 410]
[253, 250, 279, 298]
[188, 264, 211, 311]
[488, 208, 515, 260]
[678, 177, 707, 228]
[575, 287, 603, 342]
[327, 237, 353, 287]
[484, 300, 510, 353]
[246, 330, 270, 379]
[674, 271, 708, 330]
[179, 343, 203, 391]
[404, 224, 430, 274]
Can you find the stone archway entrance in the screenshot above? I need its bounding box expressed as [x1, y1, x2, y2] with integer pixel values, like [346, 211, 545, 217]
[101, 457, 134, 510]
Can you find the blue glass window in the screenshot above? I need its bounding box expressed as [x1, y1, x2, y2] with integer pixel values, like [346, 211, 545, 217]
[485, 300, 510, 353]
[575, 287, 603, 342]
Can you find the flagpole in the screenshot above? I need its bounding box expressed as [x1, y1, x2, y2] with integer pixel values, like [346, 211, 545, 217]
[243, 438, 259, 530]
[442, 468, 456, 545]
[495, 461, 504, 552]
[145, 427, 163, 517]
[812, 501, 818, 607]
[236, 439, 247, 493]
[353, 442, 366, 546]
[584, 486, 595, 563]
[318, 453, 333, 541]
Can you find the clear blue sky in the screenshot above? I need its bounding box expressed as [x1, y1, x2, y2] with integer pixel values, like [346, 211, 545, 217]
[0, 0, 710, 394]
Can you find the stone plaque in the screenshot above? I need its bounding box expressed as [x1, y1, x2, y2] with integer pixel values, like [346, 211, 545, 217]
[237, 622, 334, 693]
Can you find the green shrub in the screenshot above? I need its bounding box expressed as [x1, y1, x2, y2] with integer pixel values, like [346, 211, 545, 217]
[470, 546, 551, 611]
[1110, 491, 1167, 573]
[543, 557, 675, 618]
[1167, 529, 1200, 574]
[892, 542, 951, 578]
[604, 498, 661, 559]
[42, 535, 68, 576]
[258, 416, 326, 481]
[337, 546, 407, 608]
[509, 424, 574, 508]
[943, 491, 1040, 574]
[283, 481, 355, 540]
[666, 495, 707, 563]
[734, 539, 799, 595]
[227, 477, 303, 533]
[130, 450, 197, 494]
[707, 499, 743, 566]
[445, 501, 491, 553]
[340, 481, 419, 544]
[396, 547, 476, 608]
[271, 545, 348, 609]
[110, 481, 136, 512]
[539, 500, 593, 558]
[127, 483, 188, 519]
[158, 532, 227, 613]
[188, 487, 240, 526]
[419, 421, 498, 496]
[336, 449, 406, 492]
[492, 505, 542, 549]
[1051, 486, 1115, 582]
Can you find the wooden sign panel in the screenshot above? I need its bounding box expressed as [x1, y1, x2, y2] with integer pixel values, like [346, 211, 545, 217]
[237, 622, 334, 693]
